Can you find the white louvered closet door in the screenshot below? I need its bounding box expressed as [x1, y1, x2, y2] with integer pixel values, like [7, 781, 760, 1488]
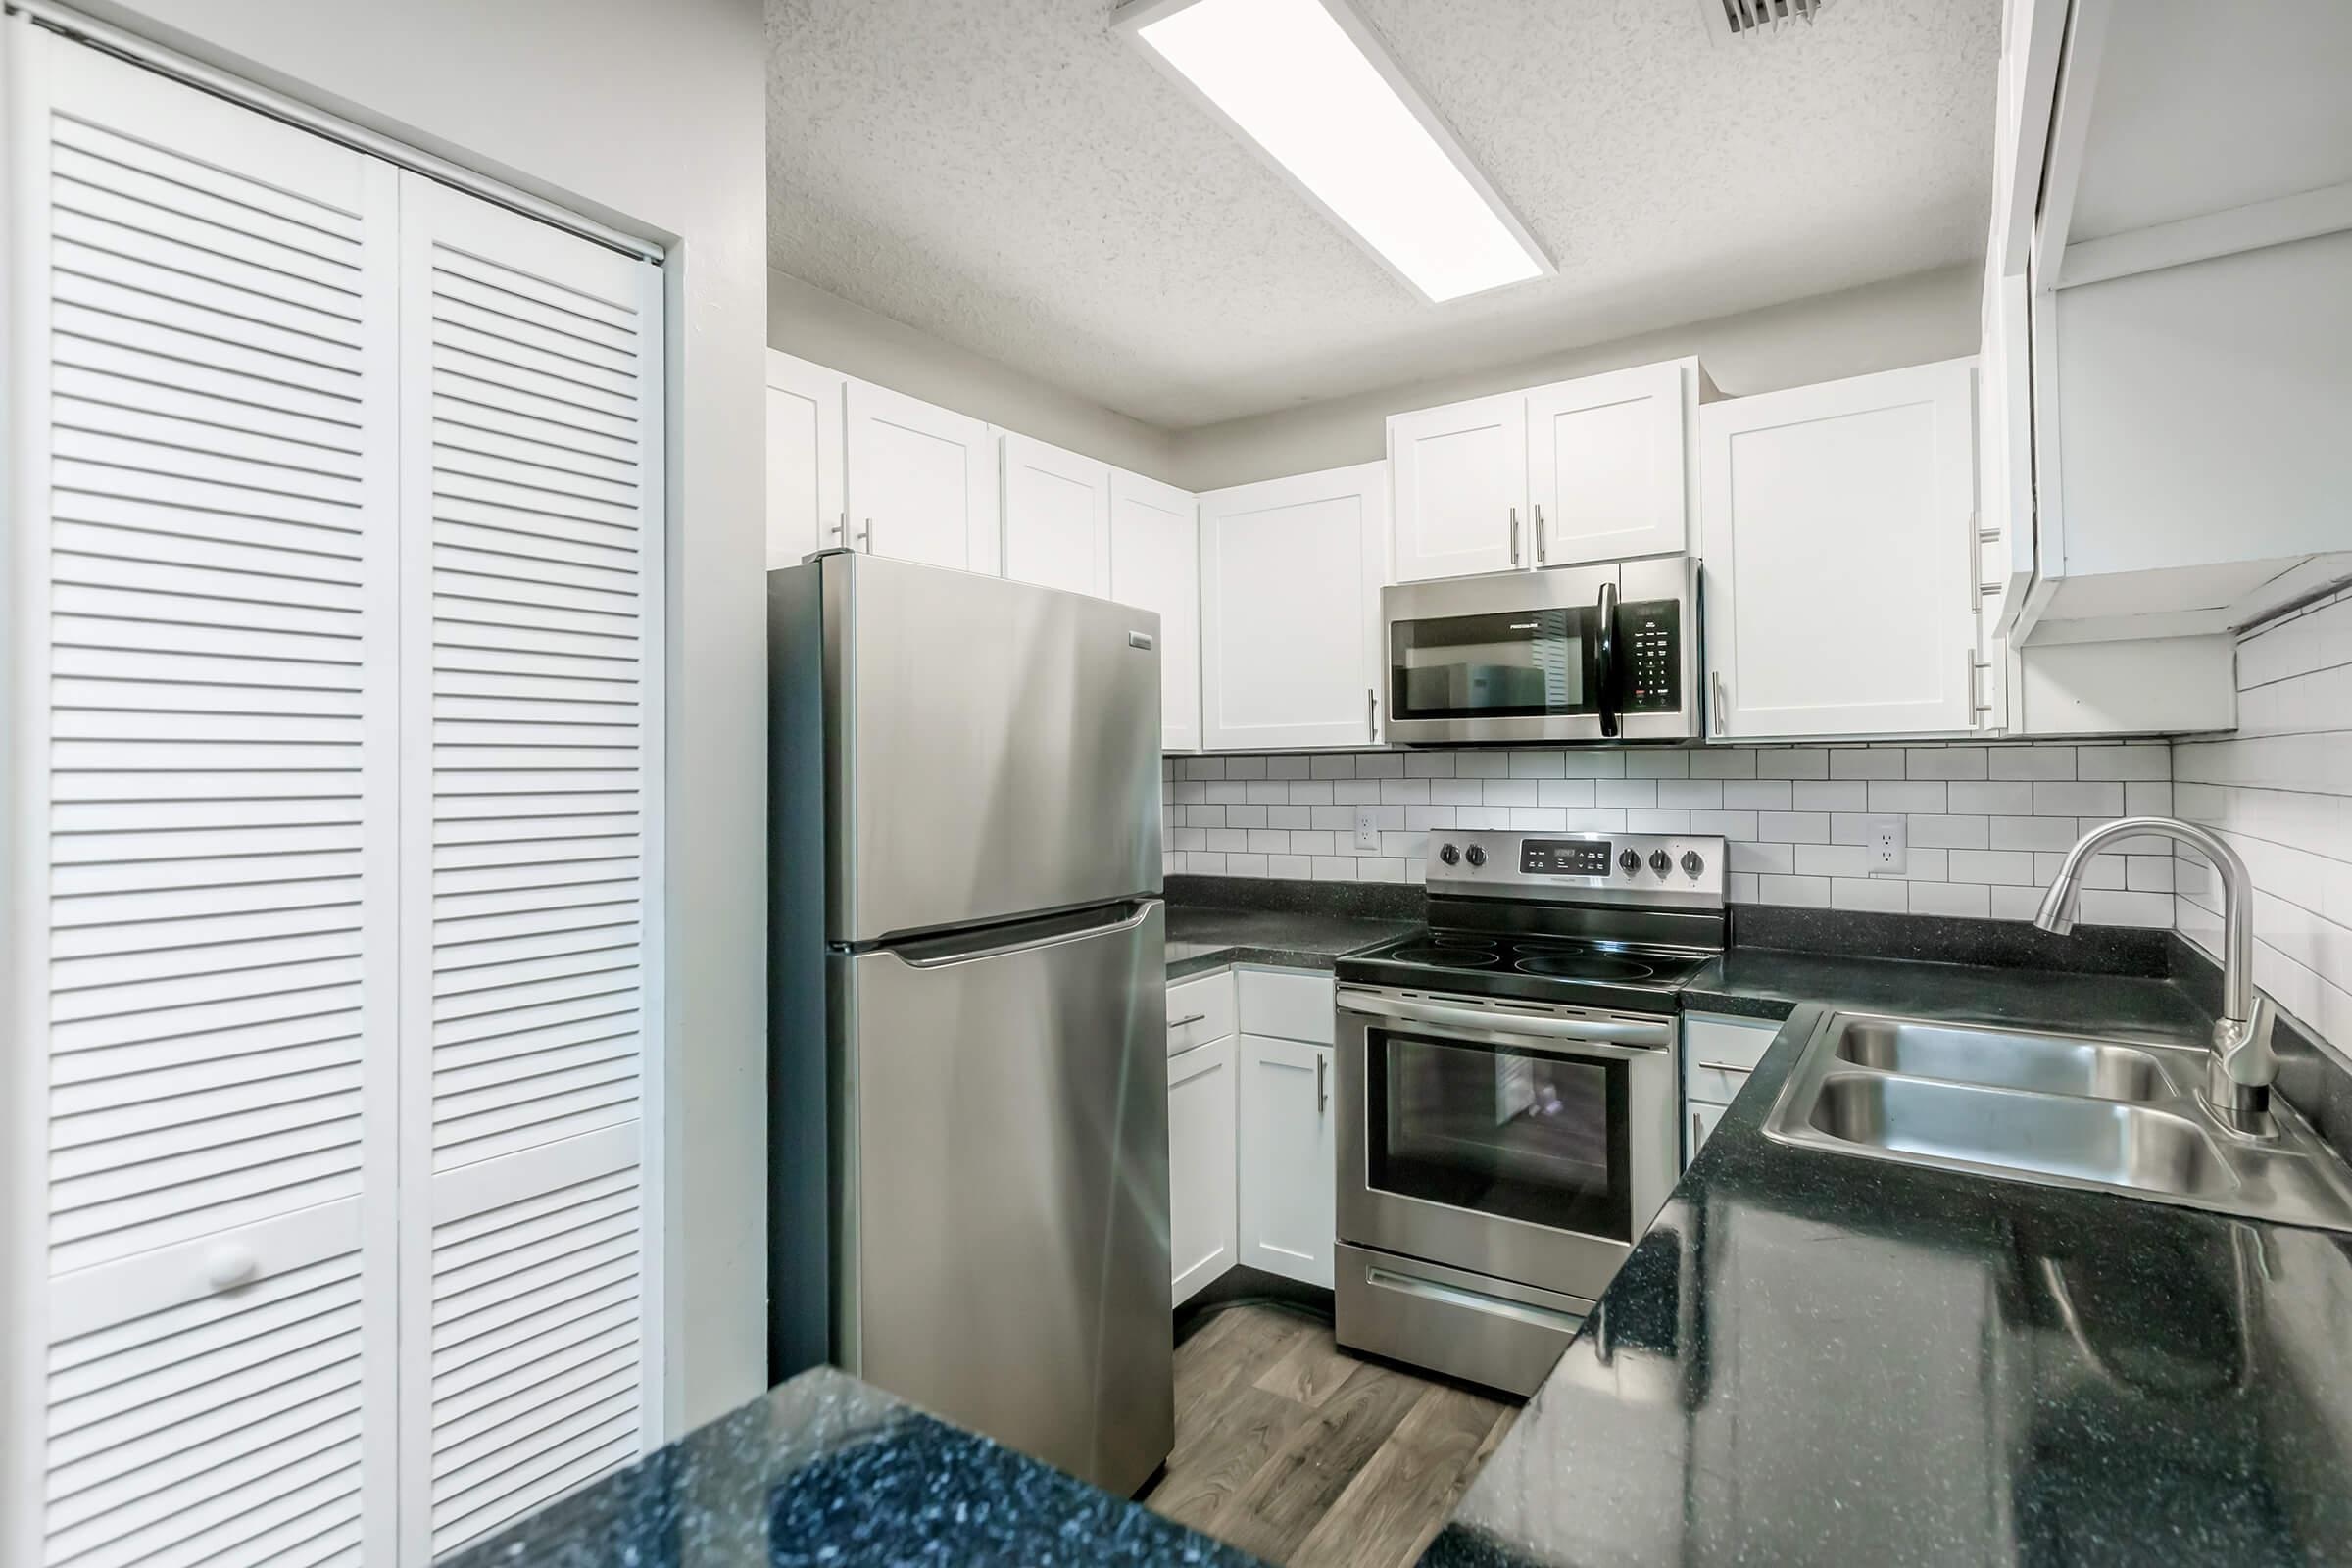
[12, 28, 400, 1568]
[393, 173, 664, 1560]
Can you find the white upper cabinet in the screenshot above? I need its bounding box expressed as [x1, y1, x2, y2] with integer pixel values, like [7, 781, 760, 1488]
[1108, 468, 1201, 752]
[1700, 359, 1981, 739]
[1990, 0, 2352, 651]
[1199, 463, 1389, 751]
[1387, 360, 1702, 584]
[765, 350, 845, 567]
[844, 380, 1001, 573]
[1001, 431, 1112, 597]
[1526, 360, 1695, 566]
[1387, 393, 1525, 581]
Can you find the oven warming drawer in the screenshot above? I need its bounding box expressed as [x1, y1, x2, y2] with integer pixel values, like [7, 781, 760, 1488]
[1334, 1242, 1594, 1397]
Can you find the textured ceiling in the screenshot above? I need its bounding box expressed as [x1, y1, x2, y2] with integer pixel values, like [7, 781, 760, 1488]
[767, 0, 2000, 429]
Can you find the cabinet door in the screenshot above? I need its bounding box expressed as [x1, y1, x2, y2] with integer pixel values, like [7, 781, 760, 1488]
[844, 380, 1000, 573]
[1001, 431, 1111, 596]
[1109, 468, 1201, 752]
[1526, 361, 1691, 565]
[396, 172, 663, 1559]
[1168, 1038, 1238, 1305]
[16, 34, 401, 1565]
[1199, 463, 1389, 750]
[765, 350, 845, 567]
[1699, 359, 1979, 738]
[1237, 1036, 1335, 1288]
[1388, 393, 1526, 581]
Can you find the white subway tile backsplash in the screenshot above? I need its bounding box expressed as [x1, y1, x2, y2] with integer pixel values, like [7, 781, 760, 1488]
[1169, 739, 2172, 929]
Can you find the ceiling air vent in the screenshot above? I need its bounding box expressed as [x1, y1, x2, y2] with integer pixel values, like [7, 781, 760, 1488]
[1707, 0, 1834, 38]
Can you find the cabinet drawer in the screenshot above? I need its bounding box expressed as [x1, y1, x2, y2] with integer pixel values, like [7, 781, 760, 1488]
[1167, 970, 1236, 1056]
[1683, 1012, 1779, 1074]
[1237, 968, 1335, 1045]
[1685, 1062, 1752, 1107]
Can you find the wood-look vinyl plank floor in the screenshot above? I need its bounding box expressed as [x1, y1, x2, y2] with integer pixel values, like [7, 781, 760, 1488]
[1144, 1303, 1516, 1568]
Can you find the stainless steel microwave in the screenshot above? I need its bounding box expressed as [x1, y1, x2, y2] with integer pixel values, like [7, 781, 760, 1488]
[1380, 557, 1701, 745]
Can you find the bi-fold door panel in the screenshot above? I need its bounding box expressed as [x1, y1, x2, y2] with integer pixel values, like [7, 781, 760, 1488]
[395, 172, 664, 1561]
[14, 30, 400, 1567]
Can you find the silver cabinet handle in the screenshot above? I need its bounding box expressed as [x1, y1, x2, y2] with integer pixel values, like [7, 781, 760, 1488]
[1967, 649, 1993, 721]
[1316, 1053, 1329, 1112]
[1691, 1110, 1703, 1151]
[1169, 1012, 1207, 1029]
[1692, 1061, 1752, 1074]
[831, 511, 847, 543]
[1710, 671, 1728, 736]
[1534, 503, 1547, 564]
[1366, 687, 1378, 741]
[857, 517, 873, 551]
[1508, 506, 1521, 565]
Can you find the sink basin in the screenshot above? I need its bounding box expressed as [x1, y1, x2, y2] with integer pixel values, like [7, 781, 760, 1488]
[1804, 1073, 2231, 1195]
[1832, 1019, 2174, 1102]
[1762, 1010, 2352, 1233]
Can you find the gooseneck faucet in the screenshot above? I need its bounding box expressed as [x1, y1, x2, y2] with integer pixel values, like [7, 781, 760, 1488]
[2034, 817, 2276, 1129]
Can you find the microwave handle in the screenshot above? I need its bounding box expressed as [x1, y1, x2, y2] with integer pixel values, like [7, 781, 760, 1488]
[1595, 579, 1620, 739]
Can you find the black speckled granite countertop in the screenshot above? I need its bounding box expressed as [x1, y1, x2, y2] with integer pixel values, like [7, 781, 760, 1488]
[440, 1364, 1259, 1567]
[1165, 904, 1414, 979]
[1428, 962, 2352, 1568]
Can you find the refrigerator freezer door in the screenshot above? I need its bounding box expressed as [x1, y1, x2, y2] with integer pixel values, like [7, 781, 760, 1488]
[836, 901, 1173, 1494]
[823, 552, 1163, 944]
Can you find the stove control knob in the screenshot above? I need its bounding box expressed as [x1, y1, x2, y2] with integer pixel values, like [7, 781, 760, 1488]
[1464, 844, 1487, 868]
[1438, 842, 1460, 866]
[1618, 849, 1641, 876]
[1681, 850, 1705, 877]
[1648, 849, 1673, 876]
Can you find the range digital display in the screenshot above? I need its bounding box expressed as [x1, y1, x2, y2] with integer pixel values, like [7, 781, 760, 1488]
[1519, 838, 1613, 877]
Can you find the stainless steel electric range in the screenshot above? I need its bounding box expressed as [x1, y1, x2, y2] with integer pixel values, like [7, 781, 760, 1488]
[1332, 828, 1726, 1396]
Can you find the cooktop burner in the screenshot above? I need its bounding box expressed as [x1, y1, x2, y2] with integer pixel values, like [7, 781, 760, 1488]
[1390, 944, 1500, 967]
[1513, 953, 1659, 981]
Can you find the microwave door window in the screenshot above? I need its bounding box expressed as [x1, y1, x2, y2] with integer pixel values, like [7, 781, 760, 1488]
[1392, 609, 1593, 722]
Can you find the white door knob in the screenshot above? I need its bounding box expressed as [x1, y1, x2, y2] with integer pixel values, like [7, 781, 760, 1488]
[203, 1242, 260, 1291]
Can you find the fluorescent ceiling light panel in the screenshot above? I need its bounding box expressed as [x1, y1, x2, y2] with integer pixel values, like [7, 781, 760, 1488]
[1118, 0, 1551, 303]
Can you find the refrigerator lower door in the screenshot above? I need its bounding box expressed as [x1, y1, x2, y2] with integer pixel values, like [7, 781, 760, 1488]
[836, 900, 1172, 1494]
[820, 551, 1164, 944]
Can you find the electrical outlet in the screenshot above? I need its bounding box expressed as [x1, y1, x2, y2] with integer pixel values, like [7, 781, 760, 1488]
[1868, 816, 1907, 874]
[1353, 808, 1381, 852]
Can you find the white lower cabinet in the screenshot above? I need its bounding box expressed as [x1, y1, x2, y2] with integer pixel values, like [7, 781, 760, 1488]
[1168, 1039, 1238, 1305]
[1682, 1012, 1780, 1169]
[1237, 1034, 1337, 1289]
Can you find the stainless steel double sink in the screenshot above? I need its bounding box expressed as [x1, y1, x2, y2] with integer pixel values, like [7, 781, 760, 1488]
[1761, 1011, 2352, 1233]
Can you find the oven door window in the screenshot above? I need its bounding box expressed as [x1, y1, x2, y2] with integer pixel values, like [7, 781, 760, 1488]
[1365, 1029, 1632, 1241]
[1389, 606, 1598, 723]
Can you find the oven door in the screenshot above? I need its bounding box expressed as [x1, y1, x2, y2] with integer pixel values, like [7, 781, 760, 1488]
[1380, 557, 1698, 744]
[1335, 985, 1679, 1300]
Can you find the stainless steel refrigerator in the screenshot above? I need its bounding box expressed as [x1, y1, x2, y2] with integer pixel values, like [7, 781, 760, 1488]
[767, 549, 1172, 1496]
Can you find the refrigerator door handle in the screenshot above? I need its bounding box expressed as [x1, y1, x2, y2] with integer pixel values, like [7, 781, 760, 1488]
[891, 902, 1154, 969]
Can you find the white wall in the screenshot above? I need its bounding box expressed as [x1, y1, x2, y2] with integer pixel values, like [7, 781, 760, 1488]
[78, 0, 770, 1433]
[1165, 739, 2178, 928]
[2175, 586, 2352, 1056]
[771, 267, 1183, 483]
[1169, 265, 1981, 492]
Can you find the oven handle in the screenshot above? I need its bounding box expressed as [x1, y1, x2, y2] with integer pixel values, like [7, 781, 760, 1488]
[1337, 989, 1670, 1054]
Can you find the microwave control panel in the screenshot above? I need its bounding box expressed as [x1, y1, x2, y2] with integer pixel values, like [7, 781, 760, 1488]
[1620, 600, 1681, 712]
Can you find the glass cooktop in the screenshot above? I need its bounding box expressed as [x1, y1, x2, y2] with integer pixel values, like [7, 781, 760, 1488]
[1348, 930, 1713, 991]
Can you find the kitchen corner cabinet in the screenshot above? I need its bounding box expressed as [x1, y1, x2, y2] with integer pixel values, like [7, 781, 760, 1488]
[1237, 1034, 1336, 1288]
[766, 350, 846, 567]
[1199, 463, 1390, 750]
[1386, 359, 1702, 582]
[844, 379, 1001, 573]
[1110, 468, 1203, 752]
[1001, 430, 1112, 597]
[1168, 1038, 1238, 1305]
[1699, 358, 1983, 740]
